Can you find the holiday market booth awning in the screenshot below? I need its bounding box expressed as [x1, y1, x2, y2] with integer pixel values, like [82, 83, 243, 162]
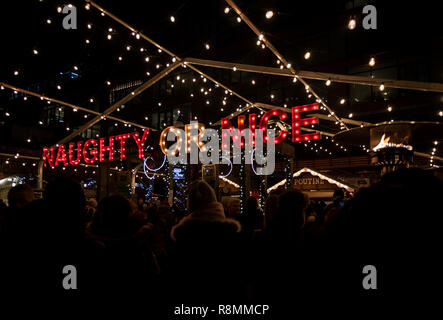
[267, 168, 355, 197]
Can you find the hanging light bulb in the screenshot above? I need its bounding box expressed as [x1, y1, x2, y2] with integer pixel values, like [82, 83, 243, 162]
[170, 16, 175, 23]
[340, 98, 346, 104]
[205, 43, 210, 50]
[348, 17, 356, 30]
[145, 57, 150, 62]
[369, 57, 375, 67]
[348, 113, 353, 118]
[224, 7, 230, 14]
[326, 79, 331, 86]
[387, 106, 392, 112]
[237, 16, 241, 23]
[265, 10, 274, 19]
[33, 49, 39, 55]
[304, 51, 311, 59]
[379, 83, 385, 91]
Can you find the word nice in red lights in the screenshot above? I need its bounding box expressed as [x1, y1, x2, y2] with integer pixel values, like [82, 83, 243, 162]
[42, 129, 150, 167]
[221, 103, 320, 149]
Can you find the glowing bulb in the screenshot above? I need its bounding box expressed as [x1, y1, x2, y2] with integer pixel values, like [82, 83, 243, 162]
[224, 7, 230, 14]
[348, 18, 356, 30]
[237, 17, 241, 23]
[259, 34, 264, 40]
[340, 99, 345, 104]
[379, 83, 385, 91]
[145, 57, 150, 62]
[46, 19, 51, 24]
[205, 43, 210, 50]
[304, 51, 311, 59]
[348, 113, 353, 118]
[326, 79, 331, 86]
[107, 34, 112, 40]
[33, 49, 38, 55]
[85, 39, 90, 44]
[87, 24, 92, 29]
[170, 16, 175, 23]
[387, 106, 392, 112]
[265, 10, 274, 19]
[369, 57, 375, 67]
[85, 4, 90, 10]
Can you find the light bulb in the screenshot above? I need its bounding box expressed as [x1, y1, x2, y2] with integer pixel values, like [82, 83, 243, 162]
[387, 106, 392, 112]
[304, 51, 311, 59]
[369, 57, 375, 67]
[237, 17, 241, 23]
[326, 79, 331, 86]
[145, 57, 150, 62]
[348, 18, 356, 30]
[170, 16, 175, 23]
[348, 113, 353, 118]
[379, 83, 385, 91]
[205, 43, 210, 50]
[265, 10, 274, 19]
[340, 99, 345, 104]
[224, 7, 230, 14]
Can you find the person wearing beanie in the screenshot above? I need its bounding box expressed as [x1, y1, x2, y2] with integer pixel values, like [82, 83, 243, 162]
[169, 180, 246, 303]
[171, 180, 240, 241]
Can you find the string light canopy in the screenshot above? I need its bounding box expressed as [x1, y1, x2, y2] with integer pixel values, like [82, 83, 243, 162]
[0, 0, 441, 172]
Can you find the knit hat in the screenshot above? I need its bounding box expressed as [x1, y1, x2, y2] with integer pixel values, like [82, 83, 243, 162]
[187, 180, 217, 212]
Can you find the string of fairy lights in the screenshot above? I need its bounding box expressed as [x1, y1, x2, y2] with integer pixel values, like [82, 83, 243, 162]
[1, 0, 442, 178]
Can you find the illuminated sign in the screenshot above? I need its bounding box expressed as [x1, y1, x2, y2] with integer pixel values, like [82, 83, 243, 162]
[43, 129, 150, 168]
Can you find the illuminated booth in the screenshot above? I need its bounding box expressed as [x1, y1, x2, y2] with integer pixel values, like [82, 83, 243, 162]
[334, 121, 443, 175]
[267, 168, 355, 199]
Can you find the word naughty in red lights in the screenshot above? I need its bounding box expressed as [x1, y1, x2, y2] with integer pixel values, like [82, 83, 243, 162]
[42, 129, 150, 167]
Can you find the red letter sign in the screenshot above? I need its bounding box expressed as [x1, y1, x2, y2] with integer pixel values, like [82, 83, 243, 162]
[292, 103, 320, 142]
